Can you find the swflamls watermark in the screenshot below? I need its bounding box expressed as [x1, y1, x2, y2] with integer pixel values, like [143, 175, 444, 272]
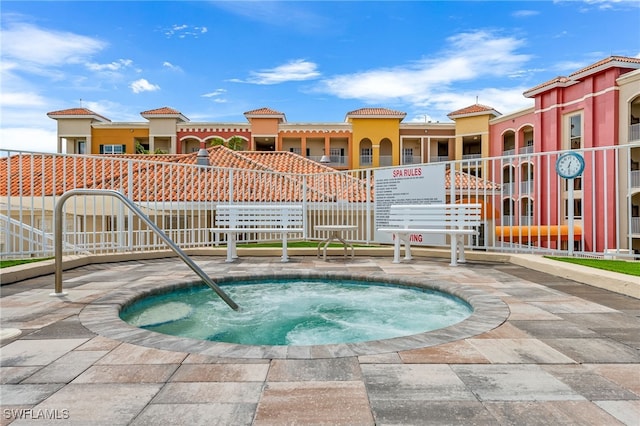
[3, 408, 70, 420]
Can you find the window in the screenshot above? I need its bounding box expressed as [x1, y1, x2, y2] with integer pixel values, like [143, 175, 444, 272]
[564, 199, 582, 219]
[437, 141, 448, 156]
[569, 114, 582, 150]
[402, 148, 413, 164]
[329, 148, 344, 163]
[77, 141, 86, 154]
[100, 144, 125, 154]
[289, 147, 310, 156]
[360, 148, 372, 165]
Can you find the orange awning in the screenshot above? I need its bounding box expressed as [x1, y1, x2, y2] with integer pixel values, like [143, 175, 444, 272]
[495, 225, 582, 241]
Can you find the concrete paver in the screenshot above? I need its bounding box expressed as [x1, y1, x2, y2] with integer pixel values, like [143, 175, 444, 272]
[1, 255, 639, 425]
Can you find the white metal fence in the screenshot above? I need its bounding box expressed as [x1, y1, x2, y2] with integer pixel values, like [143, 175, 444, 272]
[1, 145, 638, 260]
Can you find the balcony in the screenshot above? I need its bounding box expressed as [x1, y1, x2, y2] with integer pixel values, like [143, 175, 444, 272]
[360, 155, 373, 166]
[462, 153, 482, 160]
[379, 155, 393, 167]
[309, 155, 348, 167]
[630, 123, 640, 142]
[402, 155, 423, 165]
[520, 180, 534, 194]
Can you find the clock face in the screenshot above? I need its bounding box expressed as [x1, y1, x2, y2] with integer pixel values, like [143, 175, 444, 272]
[556, 152, 584, 179]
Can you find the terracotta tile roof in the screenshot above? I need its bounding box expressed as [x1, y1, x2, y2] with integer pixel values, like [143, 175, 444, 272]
[140, 107, 182, 115]
[524, 55, 640, 98]
[569, 55, 640, 78]
[523, 76, 571, 97]
[447, 104, 501, 119]
[140, 107, 189, 122]
[345, 108, 406, 118]
[446, 169, 501, 191]
[0, 147, 371, 202]
[46, 108, 111, 122]
[244, 107, 285, 116]
[1, 148, 497, 203]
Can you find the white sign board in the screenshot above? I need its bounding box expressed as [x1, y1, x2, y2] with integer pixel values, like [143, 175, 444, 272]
[374, 164, 446, 244]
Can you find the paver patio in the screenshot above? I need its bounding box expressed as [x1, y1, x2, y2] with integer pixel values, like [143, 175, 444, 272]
[1, 255, 638, 425]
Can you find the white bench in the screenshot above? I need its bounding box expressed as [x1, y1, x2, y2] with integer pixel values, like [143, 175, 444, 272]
[377, 204, 482, 266]
[211, 204, 304, 263]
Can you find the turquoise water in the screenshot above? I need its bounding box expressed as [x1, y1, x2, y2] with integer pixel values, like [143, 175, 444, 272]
[120, 278, 472, 346]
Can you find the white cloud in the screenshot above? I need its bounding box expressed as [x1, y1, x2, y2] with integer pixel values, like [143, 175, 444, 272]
[202, 89, 228, 104]
[315, 30, 533, 118]
[512, 10, 540, 17]
[234, 60, 321, 85]
[0, 92, 47, 108]
[130, 79, 160, 93]
[164, 24, 208, 38]
[1, 22, 106, 67]
[0, 127, 58, 153]
[86, 59, 133, 72]
[202, 89, 227, 98]
[163, 61, 183, 72]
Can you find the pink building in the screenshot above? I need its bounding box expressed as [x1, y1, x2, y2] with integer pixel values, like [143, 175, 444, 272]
[490, 56, 640, 253]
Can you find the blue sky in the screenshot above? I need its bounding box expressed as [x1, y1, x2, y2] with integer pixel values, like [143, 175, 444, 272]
[1, 1, 639, 153]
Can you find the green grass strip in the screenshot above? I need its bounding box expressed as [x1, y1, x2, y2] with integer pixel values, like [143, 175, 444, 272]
[1, 257, 53, 269]
[545, 256, 640, 277]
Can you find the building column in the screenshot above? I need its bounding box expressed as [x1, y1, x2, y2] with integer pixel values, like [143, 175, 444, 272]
[301, 136, 307, 157]
[170, 136, 177, 154]
[324, 136, 330, 159]
[372, 144, 380, 168]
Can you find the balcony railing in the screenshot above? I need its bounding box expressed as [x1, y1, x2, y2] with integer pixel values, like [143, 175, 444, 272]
[632, 217, 640, 234]
[630, 123, 640, 142]
[309, 155, 348, 166]
[462, 153, 482, 160]
[379, 155, 393, 167]
[430, 155, 450, 162]
[632, 170, 640, 188]
[360, 155, 373, 166]
[520, 180, 534, 194]
[402, 155, 423, 165]
[519, 145, 534, 154]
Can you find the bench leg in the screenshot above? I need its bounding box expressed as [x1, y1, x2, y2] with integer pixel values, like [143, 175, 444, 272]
[392, 233, 402, 263]
[404, 237, 412, 261]
[457, 235, 467, 264]
[226, 233, 237, 263]
[449, 234, 458, 266]
[281, 233, 289, 262]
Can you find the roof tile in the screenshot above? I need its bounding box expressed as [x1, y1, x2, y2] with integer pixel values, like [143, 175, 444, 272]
[447, 104, 500, 118]
[1, 148, 497, 203]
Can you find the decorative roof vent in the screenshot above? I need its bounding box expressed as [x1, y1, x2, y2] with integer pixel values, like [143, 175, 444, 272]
[196, 148, 210, 166]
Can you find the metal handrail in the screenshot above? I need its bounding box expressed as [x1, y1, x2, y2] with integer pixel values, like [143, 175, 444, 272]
[53, 189, 239, 311]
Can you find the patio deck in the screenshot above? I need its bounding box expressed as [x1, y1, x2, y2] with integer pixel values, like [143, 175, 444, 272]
[1, 255, 639, 425]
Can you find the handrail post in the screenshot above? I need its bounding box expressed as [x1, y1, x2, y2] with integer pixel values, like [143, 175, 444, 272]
[52, 189, 239, 310]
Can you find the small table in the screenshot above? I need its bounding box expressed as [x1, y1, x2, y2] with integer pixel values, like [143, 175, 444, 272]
[315, 225, 358, 261]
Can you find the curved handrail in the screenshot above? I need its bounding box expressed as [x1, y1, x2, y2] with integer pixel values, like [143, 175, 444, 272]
[53, 189, 239, 311]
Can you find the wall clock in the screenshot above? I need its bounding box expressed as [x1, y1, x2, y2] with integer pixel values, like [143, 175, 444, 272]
[555, 151, 585, 179]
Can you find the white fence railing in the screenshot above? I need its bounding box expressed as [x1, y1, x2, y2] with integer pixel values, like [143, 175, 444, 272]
[1, 145, 639, 260]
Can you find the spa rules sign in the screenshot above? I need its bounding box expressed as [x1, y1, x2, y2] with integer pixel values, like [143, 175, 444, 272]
[374, 164, 446, 245]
